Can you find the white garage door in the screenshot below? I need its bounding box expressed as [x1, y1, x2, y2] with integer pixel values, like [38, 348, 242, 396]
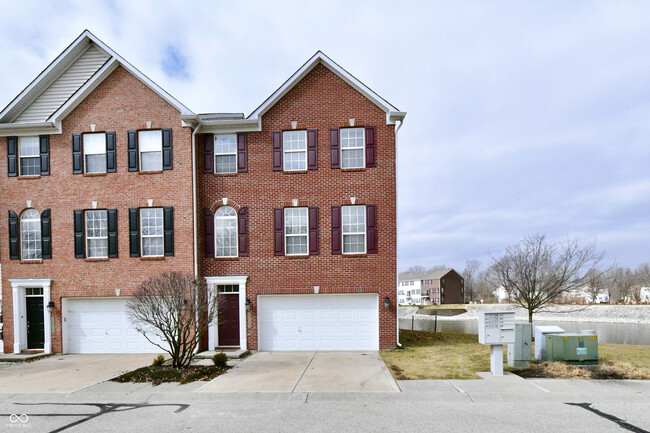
[257, 294, 378, 351]
[65, 298, 166, 354]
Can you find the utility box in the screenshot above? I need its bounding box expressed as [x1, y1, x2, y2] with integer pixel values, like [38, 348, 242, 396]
[534, 325, 565, 361]
[478, 311, 516, 345]
[507, 323, 532, 367]
[545, 333, 599, 364]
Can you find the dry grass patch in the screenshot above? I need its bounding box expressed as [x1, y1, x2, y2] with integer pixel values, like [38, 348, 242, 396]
[421, 304, 467, 310]
[514, 361, 650, 380]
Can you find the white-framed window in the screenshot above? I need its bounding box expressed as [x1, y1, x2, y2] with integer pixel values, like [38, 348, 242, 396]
[217, 284, 239, 294]
[284, 207, 308, 255]
[282, 130, 307, 171]
[340, 128, 365, 169]
[140, 208, 164, 257]
[83, 133, 107, 173]
[342, 205, 366, 254]
[20, 209, 41, 260]
[138, 130, 163, 171]
[18, 137, 40, 176]
[85, 210, 108, 258]
[215, 206, 238, 257]
[214, 134, 237, 174]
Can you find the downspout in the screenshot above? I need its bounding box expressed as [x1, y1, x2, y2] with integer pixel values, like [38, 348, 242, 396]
[395, 118, 404, 347]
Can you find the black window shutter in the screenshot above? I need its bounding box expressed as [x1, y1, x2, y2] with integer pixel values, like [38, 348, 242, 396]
[163, 206, 174, 256]
[39, 135, 50, 175]
[308, 206, 319, 255]
[41, 209, 52, 259]
[273, 207, 284, 255]
[162, 128, 173, 170]
[237, 133, 248, 173]
[107, 208, 118, 258]
[330, 128, 340, 169]
[307, 129, 318, 170]
[203, 134, 214, 173]
[7, 137, 17, 177]
[72, 133, 83, 174]
[7, 137, 18, 177]
[129, 208, 140, 256]
[74, 210, 84, 258]
[366, 204, 377, 254]
[106, 132, 116, 173]
[331, 206, 342, 254]
[8, 210, 19, 259]
[272, 131, 283, 171]
[127, 130, 138, 171]
[238, 206, 249, 256]
[365, 126, 376, 168]
[204, 208, 214, 257]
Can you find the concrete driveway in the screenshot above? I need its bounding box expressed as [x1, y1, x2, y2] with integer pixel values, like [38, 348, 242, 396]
[0, 354, 153, 393]
[197, 351, 399, 393]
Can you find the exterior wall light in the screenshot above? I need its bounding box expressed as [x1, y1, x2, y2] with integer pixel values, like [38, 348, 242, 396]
[245, 299, 252, 310]
[46, 301, 55, 313]
[384, 297, 390, 308]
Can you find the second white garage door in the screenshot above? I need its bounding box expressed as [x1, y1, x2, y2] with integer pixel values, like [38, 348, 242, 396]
[257, 294, 379, 351]
[64, 298, 167, 354]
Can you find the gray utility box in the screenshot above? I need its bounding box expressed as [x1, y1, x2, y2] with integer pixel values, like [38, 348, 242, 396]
[534, 325, 565, 361]
[478, 311, 516, 345]
[507, 323, 532, 367]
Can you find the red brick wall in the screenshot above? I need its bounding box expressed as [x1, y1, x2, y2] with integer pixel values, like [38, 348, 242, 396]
[198, 63, 398, 349]
[0, 66, 194, 353]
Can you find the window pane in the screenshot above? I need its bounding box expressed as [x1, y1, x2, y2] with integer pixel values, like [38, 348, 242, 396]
[340, 128, 364, 149]
[343, 234, 365, 254]
[340, 128, 364, 169]
[143, 237, 164, 256]
[283, 151, 306, 171]
[215, 135, 237, 154]
[282, 131, 307, 151]
[286, 236, 308, 255]
[341, 149, 364, 169]
[87, 238, 108, 258]
[86, 210, 108, 258]
[141, 151, 162, 171]
[215, 206, 237, 257]
[342, 206, 366, 254]
[285, 208, 308, 255]
[20, 157, 40, 176]
[141, 208, 164, 257]
[19, 137, 39, 157]
[215, 155, 236, 174]
[138, 130, 162, 152]
[85, 154, 107, 173]
[20, 209, 42, 260]
[83, 133, 106, 155]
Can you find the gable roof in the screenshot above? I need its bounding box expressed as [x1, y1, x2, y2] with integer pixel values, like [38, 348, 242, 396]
[248, 51, 406, 125]
[0, 30, 193, 134]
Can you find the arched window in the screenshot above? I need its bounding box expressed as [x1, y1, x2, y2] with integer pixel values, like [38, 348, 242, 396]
[20, 209, 42, 260]
[214, 206, 237, 257]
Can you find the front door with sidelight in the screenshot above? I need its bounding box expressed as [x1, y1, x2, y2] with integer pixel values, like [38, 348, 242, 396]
[217, 285, 240, 347]
[25, 288, 45, 349]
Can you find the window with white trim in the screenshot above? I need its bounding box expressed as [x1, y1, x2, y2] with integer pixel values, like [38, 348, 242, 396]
[340, 128, 365, 169]
[83, 133, 107, 173]
[218, 284, 239, 293]
[342, 205, 366, 254]
[18, 137, 40, 176]
[20, 209, 41, 260]
[140, 208, 164, 256]
[282, 130, 307, 171]
[214, 135, 237, 174]
[284, 207, 308, 255]
[215, 206, 238, 257]
[85, 210, 108, 258]
[138, 130, 163, 171]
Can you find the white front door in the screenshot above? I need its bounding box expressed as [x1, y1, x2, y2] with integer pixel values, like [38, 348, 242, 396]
[64, 298, 166, 354]
[257, 294, 379, 351]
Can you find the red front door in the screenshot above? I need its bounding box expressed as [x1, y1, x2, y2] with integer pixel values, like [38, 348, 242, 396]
[218, 294, 240, 346]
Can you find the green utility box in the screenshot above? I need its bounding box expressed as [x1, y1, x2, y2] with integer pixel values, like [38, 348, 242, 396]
[545, 333, 599, 365]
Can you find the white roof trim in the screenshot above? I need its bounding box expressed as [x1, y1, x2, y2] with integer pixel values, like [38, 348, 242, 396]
[0, 30, 193, 126]
[248, 51, 402, 124]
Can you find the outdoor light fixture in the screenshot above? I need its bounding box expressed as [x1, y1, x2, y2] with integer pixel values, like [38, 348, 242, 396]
[384, 297, 390, 308]
[245, 299, 252, 310]
[46, 301, 55, 313]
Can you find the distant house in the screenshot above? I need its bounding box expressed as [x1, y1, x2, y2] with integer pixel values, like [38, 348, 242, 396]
[399, 269, 464, 305]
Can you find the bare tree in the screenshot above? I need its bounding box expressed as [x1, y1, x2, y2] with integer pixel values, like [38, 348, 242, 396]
[406, 265, 427, 274]
[491, 234, 603, 323]
[127, 272, 219, 368]
[429, 264, 450, 271]
[606, 266, 635, 303]
[584, 268, 606, 304]
[462, 259, 481, 303]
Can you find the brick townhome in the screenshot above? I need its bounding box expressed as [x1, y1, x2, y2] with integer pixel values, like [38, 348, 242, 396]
[0, 31, 405, 354]
[398, 269, 465, 305]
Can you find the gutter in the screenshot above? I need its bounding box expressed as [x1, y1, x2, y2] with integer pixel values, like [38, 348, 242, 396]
[394, 118, 404, 347]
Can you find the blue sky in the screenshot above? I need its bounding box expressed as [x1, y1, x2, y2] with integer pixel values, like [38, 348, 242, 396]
[1, 1, 649, 272]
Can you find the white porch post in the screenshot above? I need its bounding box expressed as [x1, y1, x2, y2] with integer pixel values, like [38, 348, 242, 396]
[239, 279, 247, 351]
[12, 284, 21, 354]
[43, 281, 52, 354]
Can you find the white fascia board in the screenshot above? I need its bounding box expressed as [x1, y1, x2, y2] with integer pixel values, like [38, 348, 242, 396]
[0, 121, 61, 137]
[199, 118, 261, 134]
[248, 51, 401, 124]
[388, 111, 407, 125]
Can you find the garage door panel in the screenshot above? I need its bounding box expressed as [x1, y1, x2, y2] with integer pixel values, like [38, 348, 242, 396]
[258, 294, 378, 351]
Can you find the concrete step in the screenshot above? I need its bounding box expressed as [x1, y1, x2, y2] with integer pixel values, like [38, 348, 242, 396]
[195, 349, 250, 360]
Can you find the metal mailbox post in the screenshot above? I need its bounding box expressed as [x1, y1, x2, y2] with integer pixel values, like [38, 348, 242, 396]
[478, 311, 516, 376]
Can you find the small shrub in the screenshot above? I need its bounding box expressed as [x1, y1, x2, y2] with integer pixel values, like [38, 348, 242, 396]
[212, 353, 228, 368]
[152, 355, 165, 367]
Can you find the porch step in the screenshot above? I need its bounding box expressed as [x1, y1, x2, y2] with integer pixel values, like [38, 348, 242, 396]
[195, 349, 250, 360]
[0, 352, 52, 363]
